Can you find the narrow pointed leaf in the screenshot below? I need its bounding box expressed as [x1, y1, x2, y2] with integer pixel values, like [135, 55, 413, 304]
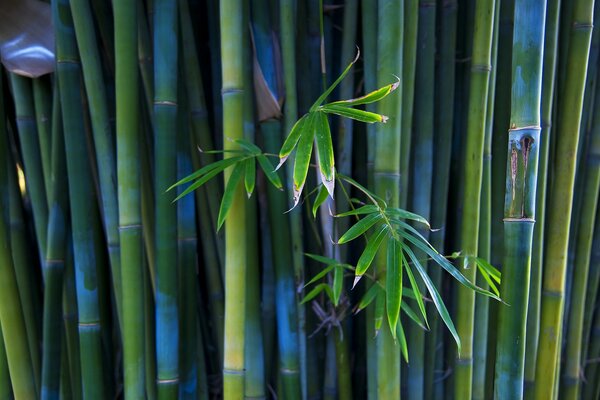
[257, 154, 283, 190]
[474, 257, 501, 283]
[404, 246, 461, 353]
[335, 204, 379, 217]
[397, 322, 409, 363]
[300, 283, 334, 305]
[401, 302, 428, 330]
[333, 265, 343, 306]
[304, 264, 336, 287]
[310, 50, 360, 111]
[244, 158, 255, 197]
[356, 284, 381, 312]
[337, 173, 386, 207]
[173, 162, 234, 202]
[277, 114, 308, 169]
[312, 184, 329, 217]
[338, 212, 383, 244]
[168, 155, 245, 191]
[404, 255, 429, 328]
[292, 113, 316, 207]
[327, 79, 400, 107]
[320, 104, 387, 123]
[355, 224, 388, 279]
[374, 289, 384, 336]
[305, 253, 340, 265]
[234, 138, 261, 154]
[315, 111, 335, 196]
[386, 238, 402, 338]
[386, 208, 431, 228]
[217, 162, 245, 230]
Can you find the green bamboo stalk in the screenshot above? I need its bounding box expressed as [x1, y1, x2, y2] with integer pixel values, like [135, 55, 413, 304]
[138, 0, 154, 114]
[582, 294, 600, 399]
[41, 85, 67, 400]
[581, 203, 600, 367]
[62, 244, 82, 400]
[493, 1, 546, 398]
[220, 0, 247, 397]
[533, 0, 595, 397]
[0, 328, 11, 400]
[453, 1, 495, 398]
[0, 68, 38, 400]
[472, 2, 499, 398]
[153, 0, 180, 397]
[426, 2, 457, 398]
[560, 65, 600, 400]
[31, 77, 52, 199]
[323, 335, 337, 400]
[407, 1, 433, 396]
[374, 0, 402, 398]
[114, 0, 146, 396]
[9, 73, 48, 264]
[524, 0, 560, 397]
[69, 0, 123, 329]
[53, 0, 106, 397]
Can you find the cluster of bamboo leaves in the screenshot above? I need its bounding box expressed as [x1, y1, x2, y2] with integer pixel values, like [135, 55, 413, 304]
[2, 0, 600, 399]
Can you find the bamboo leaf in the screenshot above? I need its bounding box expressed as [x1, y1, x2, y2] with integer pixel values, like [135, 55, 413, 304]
[473, 256, 501, 284]
[320, 104, 388, 123]
[404, 254, 429, 329]
[401, 301, 428, 331]
[300, 283, 334, 305]
[234, 138, 262, 155]
[326, 78, 400, 107]
[244, 159, 255, 198]
[404, 246, 461, 353]
[312, 184, 329, 218]
[335, 204, 379, 217]
[337, 173, 386, 207]
[173, 163, 232, 202]
[257, 155, 283, 190]
[309, 50, 360, 111]
[356, 284, 381, 312]
[374, 289, 384, 336]
[386, 238, 402, 338]
[305, 253, 340, 265]
[168, 155, 245, 191]
[397, 322, 409, 363]
[292, 113, 316, 207]
[315, 112, 335, 196]
[277, 114, 308, 169]
[304, 264, 336, 287]
[333, 265, 343, 306]
[386, 208, 431, 228]
[354, 225, 388, 286]
[338, 213, 382, 244]
[217, 162, 245, 230]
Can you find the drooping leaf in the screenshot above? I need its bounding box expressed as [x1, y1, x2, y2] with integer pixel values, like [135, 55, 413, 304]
[309, 50, 360, 111]
[335, 204, 379, 217]
[234, 138, 262, 155]
[277, 114, 309, 169]
[320, 104, 388, 123]
[327, 78, 400, 107]
[292, 113, 316, 207]
[244, 158, 256, 198]
[168, 155, 245, 191]
[374, 289, 384, 336]
[305, 253, 340, 265]
[401, 301, 428, 330]
[257, 154, 283, 190]
[386, 238, 402, 338]
[304, 264, 336, 287]
[333, 265, 343, 306]
[173, 159, 240, 202]
[404, 254, 429, 329]
[404, 246, 461, 353]
[386, 208, 431, 229]
[354, 225, 388, 287]
[312, 184, 329, 218]
[217, 162, 245, 230]
[397, 322, 409, 362]
[315, 111, 335, 197]
[356, 283, 381, 312]
[338, 212, 383, 244]
[300, 283, 334, 305]
[474, 257, 501, 283]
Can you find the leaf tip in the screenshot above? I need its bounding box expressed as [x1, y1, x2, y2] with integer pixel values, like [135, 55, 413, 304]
[352, 274, 362, 289]
[275, 156, 288, 171]
[381, 115, 389, 123]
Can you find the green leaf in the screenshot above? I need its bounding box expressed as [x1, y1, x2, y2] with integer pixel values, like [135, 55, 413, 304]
[401, 301, 428, 330]
[257, 155, 283, 190]
[337, 173, 386, 207]
[168, 155, 245, 191]
[386, 208, 431, 229]
[327, 79, 400, 107]
[386, 238, 402, 338]
[356, 284, 381, 312]
[333, 265, 343, 306]
[312, 184, 329, 218]
[173, 160, 237, 202]
[338, 212, 383, 244]
[397, 322, 409, 363]
[404, 254, 429, 329]
[320, 104, 387, 123]
[374, 289, 385, 335]
[300, 283, 334, 305]
[354, 225, 388, 287]
[335, 204, 379, 217]
[404, 246, 461, 353]
[244, 159, 255, 198]
[315, 111, 335, 196]
[305, 253, 340, 265]
[217, 162, 245, 230]
[277, 114, 309, 169]
[304, 264, 336, 287]
[474, 257, 501, 284]
[234, 138, 261, 155]
[309, 50, 360, 111]
[292, 113, 316, 207]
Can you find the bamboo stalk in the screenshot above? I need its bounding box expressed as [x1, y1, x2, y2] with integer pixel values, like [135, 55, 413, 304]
[533, 0, 595, 397]
[31, 77, 52, 199]
[453, 1, 495, 398]
[114, 0, 146, 396]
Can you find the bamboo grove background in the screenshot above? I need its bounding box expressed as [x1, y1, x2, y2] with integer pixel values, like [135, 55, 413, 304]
[1, 0, 600, 399]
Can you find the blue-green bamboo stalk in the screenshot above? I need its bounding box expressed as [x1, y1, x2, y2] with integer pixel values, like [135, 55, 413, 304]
[53, 0, 106, 397]
[32, 77, 52, 198]
[153, 0, 180, 397]
[62, 243, 82, 400]
[0, 328, 11, 399]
